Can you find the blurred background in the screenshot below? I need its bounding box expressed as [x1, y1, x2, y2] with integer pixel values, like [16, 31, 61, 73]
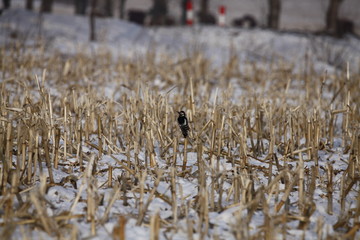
[1, 0, 359, 38]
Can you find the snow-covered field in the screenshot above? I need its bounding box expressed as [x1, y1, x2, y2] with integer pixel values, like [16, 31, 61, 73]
[0, 3, 359, 240]
[6, 0, 360, 34]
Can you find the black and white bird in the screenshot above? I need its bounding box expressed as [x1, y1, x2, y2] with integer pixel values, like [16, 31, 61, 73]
[177, 111, 190, 138]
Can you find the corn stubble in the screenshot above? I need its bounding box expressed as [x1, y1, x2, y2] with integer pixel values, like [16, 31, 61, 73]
[0, 43, 359, 239]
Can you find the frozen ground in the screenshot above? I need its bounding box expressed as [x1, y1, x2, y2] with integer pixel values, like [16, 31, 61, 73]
[1, 7, 360, 73]
[0, 4, 359, 240]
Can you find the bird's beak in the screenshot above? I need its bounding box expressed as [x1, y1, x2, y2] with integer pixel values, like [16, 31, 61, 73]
[177, 111, 180, 114]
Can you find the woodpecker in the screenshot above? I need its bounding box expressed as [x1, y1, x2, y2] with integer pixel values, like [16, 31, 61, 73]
[177, 111, 190, 138]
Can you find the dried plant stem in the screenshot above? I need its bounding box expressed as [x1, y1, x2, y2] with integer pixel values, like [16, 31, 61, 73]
[327, 164, 333, 215]
[150, 211, 160, 240]
[182, 138, 188, 172]
[298, 152, 304, 212]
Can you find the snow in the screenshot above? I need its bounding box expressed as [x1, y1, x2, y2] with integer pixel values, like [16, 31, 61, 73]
[0, 2, 359, 240]
[2, 6, 360, 72]
[4, 0, 360, 34]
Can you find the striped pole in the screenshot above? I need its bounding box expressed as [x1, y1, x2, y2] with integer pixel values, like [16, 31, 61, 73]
[218, 5, 226, 26]
[186, 0, 194, 26]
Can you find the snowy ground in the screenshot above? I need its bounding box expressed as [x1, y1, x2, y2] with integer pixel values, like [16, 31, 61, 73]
[5, 0, 360, 34]
[1, 7, 360, 73]
[0, 4, 360, 240]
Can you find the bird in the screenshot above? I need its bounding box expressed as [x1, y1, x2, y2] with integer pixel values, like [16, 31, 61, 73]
[177, 111, 190, 138]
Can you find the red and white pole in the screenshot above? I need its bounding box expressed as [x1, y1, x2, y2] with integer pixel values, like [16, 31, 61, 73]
[186, 0, 194, 26]
[218, 5, 226, 26]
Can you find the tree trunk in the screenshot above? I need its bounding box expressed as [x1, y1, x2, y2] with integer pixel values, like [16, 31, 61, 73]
[150, 0, 167, 25]
[104, 0, 113, 17]
[326, 0, 343, 36]
[25, 0, 33, 10]
[40, 0, 53, 13]
[200, 0, 208, 15]
[74, 0, 88, 15]
[181, 0, 187, 25]
[267, 0, 281, 29]
[3, 0, 11, 9]
[199, 0, 208, 23]
[119, 0, 126, 19]
[89, 0, 97, 41]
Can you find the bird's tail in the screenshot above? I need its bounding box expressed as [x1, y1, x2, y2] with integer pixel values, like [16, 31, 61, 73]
[180, 125, 190, 138]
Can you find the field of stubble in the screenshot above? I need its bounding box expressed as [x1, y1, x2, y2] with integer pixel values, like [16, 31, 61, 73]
[0, 41, 359, 239]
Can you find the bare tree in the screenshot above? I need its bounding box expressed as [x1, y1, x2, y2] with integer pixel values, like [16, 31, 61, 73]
[181, 0, 187, 25]
[326, 0, 344, 36]
[89, 0, 97, 41]
[267, 0, 281, 29]
[93, 0, 112, 17]
[3, 0, 11, 9]
[119, 0, 127, 19]
[199, 0, 208, 22]
[74, 0, 88, 15]
[102, 0, 113, 17]
[198, 0, 215, 24]
[25, 0, 33, 10]
[149, 0, 167, 25]
[40, 0, 53, 13]
[200, 0, 208, 13]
